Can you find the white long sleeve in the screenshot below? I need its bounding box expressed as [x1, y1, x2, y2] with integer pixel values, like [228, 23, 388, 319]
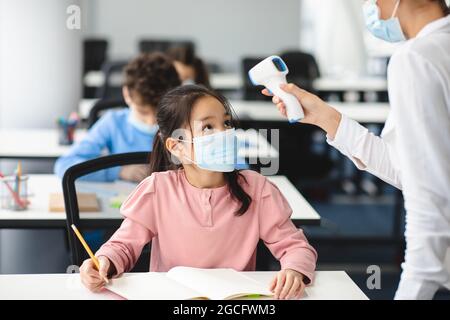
[326, 114, 402, 189]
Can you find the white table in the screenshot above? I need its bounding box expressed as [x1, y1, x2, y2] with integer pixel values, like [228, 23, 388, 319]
[230, 100, 389, 124]
[211, 74, 388, 92]
[211, 72, 243, 90]
[84, 70, 387, 93]
[0, 175, 136, 228]
[79, 99, 390, 124]
[313, 76, 388, 92]
[0, 271, 368, 300]
[84, 70, 122, 87]
[0, 174, 321, 228]
[210, 74, 388, 92]
[268, 176, 320, 225]
[0, 128, 279, 161]
[84, 71, 244, 91]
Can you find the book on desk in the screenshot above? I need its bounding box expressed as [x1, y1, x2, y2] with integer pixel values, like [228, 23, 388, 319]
[106, 267, 274, 300]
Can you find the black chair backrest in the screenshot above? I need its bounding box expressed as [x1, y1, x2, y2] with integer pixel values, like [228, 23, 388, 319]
[279, 50, 321, 93]
[63, 152, 151, 266]
[241, 57, 271, 101]
[87, 98, 127, 129]
[138, 39, 195, 55]
[83, 39, 108, 73]
[95, 60, 128, 99]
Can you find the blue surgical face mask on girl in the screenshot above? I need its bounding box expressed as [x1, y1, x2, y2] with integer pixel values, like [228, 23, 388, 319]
[178, 128, 237, 172]
[363, 0, 406, 43]
[128, 110, 159, 135]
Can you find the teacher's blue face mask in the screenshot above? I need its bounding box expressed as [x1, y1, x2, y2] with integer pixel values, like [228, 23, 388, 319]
[363, 0, 406, 43]
[180, 128, 237, 172]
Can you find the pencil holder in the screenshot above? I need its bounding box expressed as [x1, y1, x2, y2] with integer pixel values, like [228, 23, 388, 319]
[58, 122, 77, 145]
[0, 175, 29, 211]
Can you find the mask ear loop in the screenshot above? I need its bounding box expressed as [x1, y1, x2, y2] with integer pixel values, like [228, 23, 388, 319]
[174, 138, 197, 165]
[391, 0, 401, 18]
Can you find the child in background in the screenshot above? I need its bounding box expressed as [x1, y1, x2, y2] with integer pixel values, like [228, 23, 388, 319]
[80, 85, 317, 300]
[168, 46, 211, 88]
[54, 53, 181, 182]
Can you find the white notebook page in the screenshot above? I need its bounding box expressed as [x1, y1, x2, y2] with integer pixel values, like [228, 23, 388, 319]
[167, 267, 273, 300]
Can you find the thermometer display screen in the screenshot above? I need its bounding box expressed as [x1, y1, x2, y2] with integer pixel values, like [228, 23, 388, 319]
[272, 57, 286, 72]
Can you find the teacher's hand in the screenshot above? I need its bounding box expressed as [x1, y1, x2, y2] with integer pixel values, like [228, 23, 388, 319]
[262, 83, 342, 140]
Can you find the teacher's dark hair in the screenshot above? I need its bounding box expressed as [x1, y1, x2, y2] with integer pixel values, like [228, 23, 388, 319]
[434, 0, 449, 15]
[149, 85, 251, 216]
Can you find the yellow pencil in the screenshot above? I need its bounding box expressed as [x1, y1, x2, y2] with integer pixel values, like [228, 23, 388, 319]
[71, 224, 109, 284]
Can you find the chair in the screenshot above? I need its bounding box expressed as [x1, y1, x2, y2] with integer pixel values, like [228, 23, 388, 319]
[83, 39, 108, 73]
[279, 50, 321, 93]
[87, 98, 127, 129]
[95, 60, 128, 100]
[63, 152, 151, 267]
[83, 39, 108, 98]
[138, 39, 195, 55]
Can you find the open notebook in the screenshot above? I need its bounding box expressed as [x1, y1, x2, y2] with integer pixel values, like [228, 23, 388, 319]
[106, 267, 274, 300]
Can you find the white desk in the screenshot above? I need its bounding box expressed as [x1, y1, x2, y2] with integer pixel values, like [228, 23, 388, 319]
[313, 76, 388, 92]
[211, 72, 243, 90]
[0, 271, 368, 300]
[84, 72, 244, 91]
[331, 102, 389, 123]
[84, 71, 122, 87]
[0, 174, 321, 228]
[211, 74, 388, 92]
[268, 175, 320, 225]
[0, 128, 279, 161]
[210, 74, 388, 93]
[0, 175, 136, 228]
[79, 99, 389, 124]
[230, 100, 390, 124]
[84, 70, 387, 93]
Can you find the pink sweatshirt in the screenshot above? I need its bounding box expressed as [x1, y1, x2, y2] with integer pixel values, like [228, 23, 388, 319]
[96, 169, 317, 282]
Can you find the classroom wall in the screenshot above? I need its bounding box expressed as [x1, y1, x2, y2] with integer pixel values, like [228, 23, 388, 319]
[80, 0, 301, 70]
[0, 0, 82, 273]
[0, 0, 82, 129]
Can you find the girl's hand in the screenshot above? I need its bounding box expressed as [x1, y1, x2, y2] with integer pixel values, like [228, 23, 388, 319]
[80, 256, 112, 292]
[262, 83, 342, 140]
[269, 269, 306, 300]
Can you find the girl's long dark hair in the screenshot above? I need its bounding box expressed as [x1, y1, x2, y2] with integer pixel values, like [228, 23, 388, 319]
[149, 85, 251, 216]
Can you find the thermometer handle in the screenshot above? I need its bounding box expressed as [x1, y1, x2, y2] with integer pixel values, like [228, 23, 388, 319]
[265, 79, 304, 123]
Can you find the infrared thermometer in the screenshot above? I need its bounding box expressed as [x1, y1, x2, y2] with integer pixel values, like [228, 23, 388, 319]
[248, 55, 304, 123]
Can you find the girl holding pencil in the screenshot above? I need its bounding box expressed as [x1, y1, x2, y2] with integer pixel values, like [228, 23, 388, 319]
[80, 85, 317, 300]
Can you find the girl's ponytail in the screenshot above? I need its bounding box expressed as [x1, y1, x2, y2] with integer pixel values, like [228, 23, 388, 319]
[148, 130, 175, 175]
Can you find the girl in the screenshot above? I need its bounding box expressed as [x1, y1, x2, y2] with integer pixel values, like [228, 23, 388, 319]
[80, 85, 317, 300]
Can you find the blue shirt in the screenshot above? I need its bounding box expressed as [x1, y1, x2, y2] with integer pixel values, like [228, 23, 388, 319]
[54, 109, 156, 182]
